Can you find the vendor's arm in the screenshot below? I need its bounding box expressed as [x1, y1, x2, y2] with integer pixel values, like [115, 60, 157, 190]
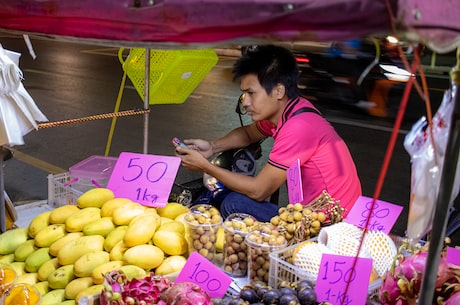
[183, 123, 265, 158]
[177, 145, 285, 202]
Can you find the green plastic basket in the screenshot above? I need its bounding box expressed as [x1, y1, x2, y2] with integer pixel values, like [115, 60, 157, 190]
[119, 48, 218, 104]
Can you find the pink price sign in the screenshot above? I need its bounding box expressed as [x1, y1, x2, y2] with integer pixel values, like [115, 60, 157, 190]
[106, 152, 181, 208]
[175, 252, 232, 298]
[315, 253, 372, 305]
[446, 247, 460, 266]
[287, 158, 303, 204]
[344, 196, 403, 234]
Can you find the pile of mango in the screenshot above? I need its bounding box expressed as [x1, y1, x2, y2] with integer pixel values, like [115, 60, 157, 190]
[0, 188, 191, 305]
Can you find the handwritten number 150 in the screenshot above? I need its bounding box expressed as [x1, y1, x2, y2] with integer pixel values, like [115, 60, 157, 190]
[122, 157, 168, 183]
[321, 261, 356, 284]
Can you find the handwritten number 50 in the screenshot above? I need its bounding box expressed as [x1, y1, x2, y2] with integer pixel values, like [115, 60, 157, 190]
[123, 158, 167, 183]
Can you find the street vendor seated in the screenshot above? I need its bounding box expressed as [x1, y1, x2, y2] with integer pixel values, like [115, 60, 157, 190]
[175, 44, 362, 222]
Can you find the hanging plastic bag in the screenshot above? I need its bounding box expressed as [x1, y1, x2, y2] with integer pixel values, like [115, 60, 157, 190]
[403, 86, 459, 244]
[0, 44, 47, 146]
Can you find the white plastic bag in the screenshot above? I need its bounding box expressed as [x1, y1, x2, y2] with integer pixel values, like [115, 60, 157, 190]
[404, 86, 459, 244]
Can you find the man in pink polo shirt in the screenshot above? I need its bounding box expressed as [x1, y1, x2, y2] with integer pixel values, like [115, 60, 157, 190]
[175, 45, 362, 222]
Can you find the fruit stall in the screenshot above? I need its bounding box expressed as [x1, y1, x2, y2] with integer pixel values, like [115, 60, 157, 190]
[1, 1, 460, 304]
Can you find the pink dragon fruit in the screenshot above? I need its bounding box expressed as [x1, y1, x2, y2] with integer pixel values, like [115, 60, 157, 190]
[100, 270, 172, 305]
[160, 281, 211, 305]
[380, 249, 455, 305]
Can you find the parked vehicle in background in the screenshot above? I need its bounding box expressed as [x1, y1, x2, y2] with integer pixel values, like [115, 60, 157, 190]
[241, 36, 454, 121]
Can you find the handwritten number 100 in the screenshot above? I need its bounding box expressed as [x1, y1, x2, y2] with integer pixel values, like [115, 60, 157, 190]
[321, 261, 356, 284]
[122, 158, 167, 183]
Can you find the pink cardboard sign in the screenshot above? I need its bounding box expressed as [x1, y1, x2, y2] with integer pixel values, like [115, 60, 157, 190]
[287, 158, 303, 204]
[344, 196, 403, 234]
[106, 152, 181, 208]
[446, 247, 460, 266]
[315, 253, 372, 305]
[175, 252, 232, 298]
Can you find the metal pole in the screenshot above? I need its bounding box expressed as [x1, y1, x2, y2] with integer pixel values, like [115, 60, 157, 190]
[418, 84, 460, 304]
[0, 146, 6, 232]
[143, 48, 150, 154]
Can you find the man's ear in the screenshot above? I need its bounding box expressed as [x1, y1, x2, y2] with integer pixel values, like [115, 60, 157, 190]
[274, 83, 285, 99]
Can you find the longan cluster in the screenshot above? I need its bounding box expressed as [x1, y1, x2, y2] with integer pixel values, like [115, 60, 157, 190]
[223, 213, 258, 277]
[270, 203, 327, 245]
[185, 204, 223, 262]
[245, 225, 287, 285]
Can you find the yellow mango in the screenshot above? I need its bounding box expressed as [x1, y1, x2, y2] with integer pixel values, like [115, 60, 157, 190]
[100, 197, 133, 217]
[15, 272, 38, 285]
[124, 212, 158, 247]
[62, 300, 77, 305]
[33, 280, 50, 296]
[152, 230, 188, 256]
[112, 203, 146, 225]
[65, 207, 101, 232]
[24, 247, 51, 273]
[156, 220, 186, 235]
[37, 257, 60, 282]
[28, 211, 51, 238]
[0, 228, 29, 255]
[65, 276, 94, 300]
[57, 235, 104, 265]
[48, 264, 75, 289]
[91, 260, 124, 284]
[49, 204, 80, 224]
[49, 232, 83, 257]
[155, 255, 187, 275]
[75, 285, 104, 303]
[0, 253, 15, 264]
[119, 265, 147, 280]
[9, 261, 26, 276]
[156, 202, 189, 219]
[83, 217, 115, 237]
[77, 187, 114, 208]
[34, 224, 66, 247]
[160, 216, 174, 225]
[41, 288, 66, 305]
[14, 239, 37, 262]
[103, 225, 128, 252]
[109, 240, 129, 261]
[74, 251, 110, 277]
[123, 244, 164, 270]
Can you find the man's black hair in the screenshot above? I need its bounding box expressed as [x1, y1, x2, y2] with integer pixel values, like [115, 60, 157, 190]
[232, 44, 299, 99]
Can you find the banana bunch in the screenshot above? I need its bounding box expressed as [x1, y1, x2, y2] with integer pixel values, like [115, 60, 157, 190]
[0, 188, 191, 305]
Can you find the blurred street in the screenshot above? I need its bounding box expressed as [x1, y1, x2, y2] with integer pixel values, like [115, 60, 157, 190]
[0, 34, 458, 244]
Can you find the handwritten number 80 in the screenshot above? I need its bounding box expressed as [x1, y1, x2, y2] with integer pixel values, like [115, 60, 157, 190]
[122, 157, 167, 183]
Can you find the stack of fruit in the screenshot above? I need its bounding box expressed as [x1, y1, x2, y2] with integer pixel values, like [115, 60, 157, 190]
[0, 187, 192, 305]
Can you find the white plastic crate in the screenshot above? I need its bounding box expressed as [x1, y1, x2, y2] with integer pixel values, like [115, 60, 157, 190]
[47, 172, 85, 208]
[268, 241, 382, 304]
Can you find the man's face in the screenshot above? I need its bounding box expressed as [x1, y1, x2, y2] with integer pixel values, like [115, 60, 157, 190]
[239, 74, 278, 122]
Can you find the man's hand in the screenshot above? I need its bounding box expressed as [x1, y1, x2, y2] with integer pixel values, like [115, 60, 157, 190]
[175, 146, 211, 172]
[183, 139, 214, 159]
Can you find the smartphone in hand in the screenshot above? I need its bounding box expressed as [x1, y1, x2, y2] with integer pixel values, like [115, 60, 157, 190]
[172, 137, 188, 148]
